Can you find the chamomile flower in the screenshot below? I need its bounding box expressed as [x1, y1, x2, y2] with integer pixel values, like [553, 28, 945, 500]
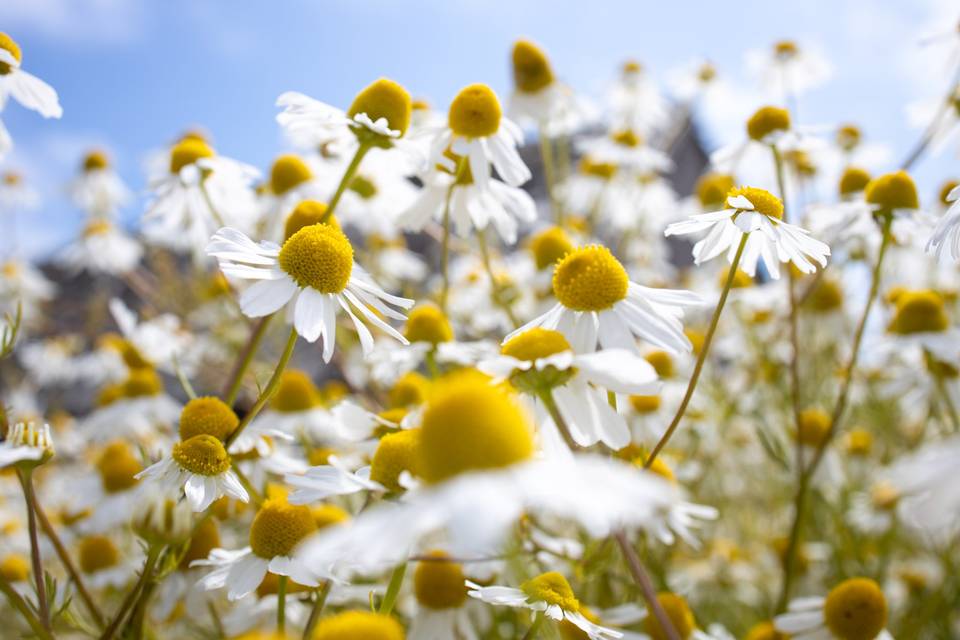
[0, 258, 54, 320]
[0, 421, 53, 468]
[638, 591, 718, 640]
[467, 572, 623, 639]
[576, 129, 673, 174]
[745, 40, 832, 99]
[409, 552, 487, 640]
[0, 32, 62, 120]
[884, 434, 960, 537]
[312, 610, 405, 640]
[82, 369, 180, 443]
[665, 186, 830, 279]
[286, 454, 384, 503]
[108, 298, 195, 375]
[76, 535, 140, 589]
[68, 150, 131, 219]
[711, 105, 822, 174]
[74, 440, 144, 533]
[59, 219, 143, 276]
[926, 182, 960, 261]
[206, 224, 413, 361]
[775, 577, 893, 640]
[608, 60, 669, 136]
[0, 170, 39, 213]
[883, 289, 960, 363]
[506, 244, 703, 354]
[508, 39, 591, 136]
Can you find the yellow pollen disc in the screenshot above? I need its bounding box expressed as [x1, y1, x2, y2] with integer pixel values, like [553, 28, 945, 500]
[844, 429, 873, 456]
[388, 371, 430, 408]
[644, 592, 696, 640]
[172, 435, 231, 477]
[939, 179, 959, 206]
[685, 328, 705, 356]
[271, 369, 323, 413]
[0, 32, 22, 75]
[83, 220, 113, 237]
[3, 171, 21, 185]
[96, 441, 142, 493]
[100, 333, 153, 370]
[645, 350, 674, 378]
[529, 226, 574, 271]
[412, 98, 431, 111]
[284, 200, 337, 241]
[403, 304, 453, 345]
[722, 266, 754, 289]
[179, 517, 221, 568]
[520, 572, 579, 611]
[256, 573, 310, 598]
[313, 611, 405, 640]
[579, 156, 618, 180]
[312, 504, 350, 529]
[122, 368, 163, 398]
[414, 550, 467, 609]
[728, 186, 784, 219]
[169, 139, 214, 174]
[696, 173, 736, 209]
[278, 223, 354, 293]
[512, 39, 555, 93]
[795, 408, 831, 448]
[612, 129, 641, 147]
[83, 150, 110, 172]
[746, 106, 791, 142]
[270, 154, 313, 196]
[378, 408, 408, 426]
[630, 394, 661, 414]
[417, 369, 534, 483]
[179, 396, 239, 442]
[870, 481, 900, 511]
[96, 383, 123, 407]
[774, 39, 799, 59]
[806, 278, 844, 312]
[823, 577, 887, 640]
[0, 554, 29, 582]
[836, 124, 862, 151]
[698, 62, 717, 83]
[888, 290, 948, 335]
[839, 166, 871, 197]
[786, 150, 817, 177]
[502, 327, 572, 361]
[552, 245, 629, 311]
[369, 428, 421, 492]
[745, 621, 790, 640]
[448, 83, 502, 138]
[622, 59, 643, 75]
[644, 456, 676, 483]
[78, 536, 119, 574]
[249, 498, 317, 559]
[865, 171, 918, 211]
[348, 78, 412, 136]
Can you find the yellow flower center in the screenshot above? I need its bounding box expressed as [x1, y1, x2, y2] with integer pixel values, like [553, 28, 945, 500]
[3, 171, 21, 185]
[501, 328, 571, 361]
[78, 535, 119, 574]
[745, 621, 789, 640]
[83, 150, 110, 172]
[169, 139, 214, 174]
[645, 350, 674, 378]
[179, 517, 221, 569]
[806, 278, 844, 312]
[512, 39, 555, 93]
[622, 59, 643, 75]
[417, 370, 534, 483]
[312, 504, 350, 529]
[121, 369, 163, 398]
[888, 290, 948, 335]
[278, 223, 354, 293]
[836, 124, 862, 151]
[271, 369, 323, 413]
[521, 571, 579, 611]
[644, 592, 697, 640]
[179, 396, 239, 442]
[870, 481, 900, 511]
[0, 32, 22, 75]
[696, 173, 736, 209]
[270, 154, 313, 196]
[388, 371, 430, 408]
[83, 220, 113, 237]
[404, 304, 453, 345]
[823, 578, 887, 640]
[529, 226, 574, 271]
[313, 611, 405, 640]
[746, 106, 791, 142]
[698, 62, 717, 83]
[369, 428, 421, 492]
[99, 333, 153, 370]
[845, 429, 873, 457]
[249, 498, 318, 559]
[579, 156, 618, 180]
[795, 408, 831, 447]
[728, 186, 784, 219]
[172, 435, 231, 477]
[644, 456, 676, 483]
[865, 171, 918, 212]
[448, 83, 502, 138]
[774, 40, 799, 60]
[0, 554, 29, 583]
[284, 200, 336, 241]
[839, 167, 871, 197]
[939, 179, 959, 206]
[348, 78, 412, 136]
[612, 129, 642, 147]
[552, 245, 629, 311]
[414, 550, 468, 609]
[630, 394, 661, 414]
[96, 441, 142, 493]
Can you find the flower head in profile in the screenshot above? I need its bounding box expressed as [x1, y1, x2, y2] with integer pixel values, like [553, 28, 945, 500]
[0, 421, 54, 468]
[746, 39, 832, 99]
[775, 577, 892, 640]
[0, 32, 62, 122]
[68, 149, 132, 219]
[206, 224, 413, 361]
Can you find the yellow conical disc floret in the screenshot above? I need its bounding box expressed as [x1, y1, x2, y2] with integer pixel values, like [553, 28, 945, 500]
[579, 156, 617, 180]
[96, 440, 142, 493]
[839, 166, 871, 197]
[520, 572, 579, 611]
[179, 396, 239, 442]
[249, 497, 317, 559]
[78, 536, 119, 573]
[939, 179, 959, 206]
[746, 106, 791, 142]
[836, 124, 861, 151]
[630, 394, 661, 414]
[83, 150, 110, 172]
[312, 503, 350, 529]
[644, 592, 697, 640]
[745, 621, 789, 640]
[0, 33, 22, 75]
[404, 304, 453, 345]
[0, 554, 29, 582]
[774, 40, 799, 59]
[552, 245, 629, 311]
[728, 186, 784, 219]
[645, 350, 674, 378]
[823, 578, 887, 640]
[417, 369, 534, 483]
[865, 171, 918, 212]
[414, 550, 468, 609]
[83, 220, 113, 237]
[696, 173, 736, 209]
[99, 333, 152, 370]
[313, 611, 405, 640]
[369, 428, 421, 492]
[348, 78, 412, 137]
[449, 84, 502, 138]
[806, 278, 844, 312]
[388, 371, 430, 408]
[278, 223, 353, 293]
[169, 138, 214, 174]
[270, 154, 312, 196]
[179, 517, 221, 568]
[795, 408, 831, 447]
[512, 39, 555, 93]
[271, 369, 322, 413]
[172, 435, 231, 476]
[284, 200, 337, 241]
[888, 290, 948, 335]
[502, 327, 571, 361]
[529, 227, 574, 271]
[612, 129, 642, 148]
[122, 368, 163, 398]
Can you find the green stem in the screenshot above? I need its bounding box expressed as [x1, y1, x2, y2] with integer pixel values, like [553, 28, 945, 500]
[439, 184, 454, 312]
[17, 468, 50, 631]
[320, 141, 372, 224]
[538, 125, 561, 226]
[303, 581, 332, 640]
[378, 562, 407, 615]
[0, 573, 53, 640]
[477, 229, 520, 329]
[222, 315, 273, 406]
[646, 233, 749, 467]
[521, 612, 546, 640]
[537, 389, 580, 451]
[613, 530, 681, 640]
[100, 545, 162, 640]
[277, 575, 288, 634]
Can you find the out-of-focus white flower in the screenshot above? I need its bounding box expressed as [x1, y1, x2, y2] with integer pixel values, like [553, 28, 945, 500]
[0, 32, 62, 120]
[68, 150, 131, 219]
[59, 219, 142, 276]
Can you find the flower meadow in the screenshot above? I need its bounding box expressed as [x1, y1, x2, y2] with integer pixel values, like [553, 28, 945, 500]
[2, 17, 960, 640]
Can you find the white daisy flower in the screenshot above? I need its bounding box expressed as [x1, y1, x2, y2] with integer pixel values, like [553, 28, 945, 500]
[665, 186, 830, 279]
[884, 434, 960, 538]
[0, 32, 62, 120]
[81, 369, 180, 443]
[745, 39, 832, 99]
[467, 572, 622, 639]
[576, 129, 673, 174]
[58, 219, 143, 276]
[710, 105, 824, 175]
[926, 183, 960, 261]
[775, 577, 893, 640]
[76, 535, 141, 590]
[607, 60, 669, 136]
[0, 258, 55, 320]
[108, 298, 194, 375]
[136, 434, 248, 512]
[883, 289, 960, 365]
[0, 170, 39, 213]
[0, 421, 53, 468]
[505, 244, 703, 355]
[407, 550, 488, 640]
[508, 39, 594, 137]
[67, 150, 131, 219]
[206, 224, 413, 361]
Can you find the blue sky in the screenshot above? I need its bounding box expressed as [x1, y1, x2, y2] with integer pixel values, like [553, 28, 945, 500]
[1, 0, 957, 257]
